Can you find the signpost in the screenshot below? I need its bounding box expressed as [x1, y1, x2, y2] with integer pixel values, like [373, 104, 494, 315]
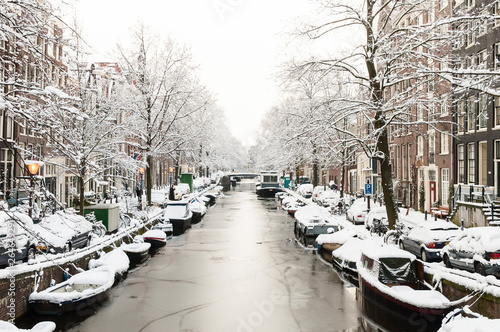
[365, 183, 372, 212]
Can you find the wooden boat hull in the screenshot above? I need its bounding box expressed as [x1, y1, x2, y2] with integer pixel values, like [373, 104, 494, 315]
[318, 243, 342, 263]
[191, 211, 205, 224]
[256, 187, 283, 198]
[170, 217, 192, 236]
[29, 287, 110, 316]
[358, 274, 450, 328]
[124, 250, 150, 265]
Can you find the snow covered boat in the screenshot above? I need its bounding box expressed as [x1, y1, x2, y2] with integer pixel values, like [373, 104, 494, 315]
[331, 238, 367, 276]
[120, 242, 151, 265]
[28, 266, 115, 315]
[357, 246, 453, 329]
[142, 229, 167, 250]
[294, 205, 340, 247]
[255, 171, 283, 198]
[88, 248, 130, 284]
[189, 197, 207, 224]
[316, 228, 362, 263]
[152, 220, 174, 239]
[162, 201, 192, 236]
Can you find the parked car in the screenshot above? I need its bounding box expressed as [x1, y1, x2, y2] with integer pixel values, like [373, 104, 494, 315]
[442, 227, 500, 277]
[32, 212, 93, 253]
[174, 183, 191, 200]
[399, 221, 461, 262]
[0, 212, 39, 267]
[346, 199, 368, 225]
[312, 186, 330, 202]
[297, 184, 313, 199]
[365, 206, 388, 231]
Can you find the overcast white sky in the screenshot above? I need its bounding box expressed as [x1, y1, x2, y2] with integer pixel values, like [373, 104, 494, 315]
[66, 0, 316, 146]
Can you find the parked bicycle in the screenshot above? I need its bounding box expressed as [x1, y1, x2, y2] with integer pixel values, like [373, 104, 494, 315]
[370, 217, 388, 236]
[384, 221, 409, 244]
[86, 212, 107, 238]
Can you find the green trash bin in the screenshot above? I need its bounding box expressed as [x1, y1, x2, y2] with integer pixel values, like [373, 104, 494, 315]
[84, 204, 120, 232]
[181, 173, 193, 192]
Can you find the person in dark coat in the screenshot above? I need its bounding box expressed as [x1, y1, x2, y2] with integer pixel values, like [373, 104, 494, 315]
[169, 184, 175, 201]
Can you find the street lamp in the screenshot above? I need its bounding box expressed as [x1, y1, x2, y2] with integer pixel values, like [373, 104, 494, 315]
[169, 167, 174, 185]
[25, 160, 43, 218]
[138, 167, 145, 210]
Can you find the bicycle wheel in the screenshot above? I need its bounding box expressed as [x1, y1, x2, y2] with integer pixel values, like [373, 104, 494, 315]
[384, 230, 398, 244]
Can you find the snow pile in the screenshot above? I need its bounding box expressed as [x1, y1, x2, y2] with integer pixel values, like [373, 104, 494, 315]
[142, 229, 167, 241]
[0, 321, 55, 332]
[121, 242, 151, 253]
[332, 238, 372, 265]
[189, 198, 207, 214]
[316, 228, 360, 245]
[163, 203, 190, 219]
[151, 189, 168, 204]
[88, 248, 129, 275]
[295, 205, 337, 226]
[439, 306, 500, 331]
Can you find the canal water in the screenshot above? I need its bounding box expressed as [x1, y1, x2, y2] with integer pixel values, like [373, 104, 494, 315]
[20, 180, 440, 331]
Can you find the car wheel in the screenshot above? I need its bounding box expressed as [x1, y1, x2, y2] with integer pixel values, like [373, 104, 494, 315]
[475, 262, 486, 276]
[421, 249, 428, 262]
[443, 254, 452, 268]
[24, 246, 36, 262]
[399, 241, 405, 250]
[85, 236, 92, 248]
[64, 243, 72, 253]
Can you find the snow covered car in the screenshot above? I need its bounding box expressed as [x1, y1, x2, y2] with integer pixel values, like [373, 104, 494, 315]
[398, 221, 461, 262]
[312, 186, 330, 202]
[174, 183, 191, 200]
[442, 227, 500, 277]
[364, 206, 389, 231]
[346, 199, 368, 225]
[0, 212, 38, 267]
[316, 189, 339, 208]
[32, 212, 93, 253]
[297, 184, 313, 199]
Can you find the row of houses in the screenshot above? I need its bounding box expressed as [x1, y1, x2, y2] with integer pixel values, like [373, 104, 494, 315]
[301, 0, 500, 227]
[0, 4, 195, 210]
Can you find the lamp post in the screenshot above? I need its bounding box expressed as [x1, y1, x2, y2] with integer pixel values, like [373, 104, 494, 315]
[25, 160, 43, 218]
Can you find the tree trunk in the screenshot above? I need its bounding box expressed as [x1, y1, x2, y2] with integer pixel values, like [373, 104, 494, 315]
[79, 175, 85, 216]
[375, 112, 399, 229]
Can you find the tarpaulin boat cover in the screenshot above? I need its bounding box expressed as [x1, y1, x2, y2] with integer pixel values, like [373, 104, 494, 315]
[378, 257, 417, 284]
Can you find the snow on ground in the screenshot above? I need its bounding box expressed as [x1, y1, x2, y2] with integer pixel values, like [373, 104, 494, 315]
[439, 306, 500, 331]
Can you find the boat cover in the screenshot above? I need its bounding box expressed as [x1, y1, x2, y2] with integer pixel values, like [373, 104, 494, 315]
[378, 257, 417, 284]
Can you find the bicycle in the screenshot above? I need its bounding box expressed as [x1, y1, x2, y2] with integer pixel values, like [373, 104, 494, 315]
[86, 212, 107, 238]
[370, 217, 388, 237]
[384, 221, 409, 245]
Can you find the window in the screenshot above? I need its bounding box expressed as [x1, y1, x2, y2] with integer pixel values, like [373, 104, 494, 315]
[468, 143, 475, 184]
[478, 94, 488, 129]
[442, 168, 449, 206]
[429, 133, 436, 164]
[458, 100, 465, 132]
[408, 143, 412, 180]
[441, 133, 449, 155]
[495, 43, 500, 70]
[458, 144, 465, 183]
[466, 0, 474, 10]
[467, 96, 476, 131]
[494, 2, 500, 27]
[496, 96, 500, 127]
[402, 145, 406, 181]
[6, 116, 14, 140]
[417, 105, 424, 121]
[417, 136, 424, 156]
[478, 49, 487, 68]
[496, 140, 500, 159]
[441, 98, 449, 116]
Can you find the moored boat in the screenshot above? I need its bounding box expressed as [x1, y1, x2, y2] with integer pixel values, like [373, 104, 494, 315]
[316, 228, 361, 263]
[142, 229, 167, 251]
[256, 171, 283, 198]
[357, 246, 453, 330]
[189, 197, 207, 224]
[162, 201, 193, 236]
[0, 321, 56, 332]
[28, 266, 115, 315]
[120, 242, 151, 265]
[88, 248, 130, 284]
[294, 205, 340, 247]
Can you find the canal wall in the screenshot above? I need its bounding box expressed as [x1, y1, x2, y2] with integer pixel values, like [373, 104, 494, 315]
[424, 268, 500, 319]
[0, 213, 160, 322]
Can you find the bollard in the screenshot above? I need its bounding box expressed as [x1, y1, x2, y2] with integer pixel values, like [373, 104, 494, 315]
[425, 210, 428, 221]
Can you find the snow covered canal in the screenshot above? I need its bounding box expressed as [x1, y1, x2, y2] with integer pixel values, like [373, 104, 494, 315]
[24, 182, 434, 331]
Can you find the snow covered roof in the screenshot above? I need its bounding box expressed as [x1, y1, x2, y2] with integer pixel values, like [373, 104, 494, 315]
[361, 245, 416, 261]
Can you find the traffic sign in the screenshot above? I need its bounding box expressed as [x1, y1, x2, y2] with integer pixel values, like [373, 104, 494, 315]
[365, 183, 373, 195]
